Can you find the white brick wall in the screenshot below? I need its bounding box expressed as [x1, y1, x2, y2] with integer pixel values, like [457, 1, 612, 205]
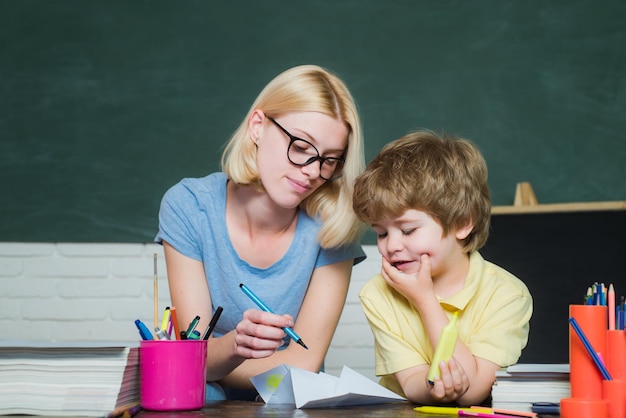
[0, 242, 381, 381]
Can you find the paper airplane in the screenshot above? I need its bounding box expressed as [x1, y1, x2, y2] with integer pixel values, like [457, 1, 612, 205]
[250, 364, 406, 408]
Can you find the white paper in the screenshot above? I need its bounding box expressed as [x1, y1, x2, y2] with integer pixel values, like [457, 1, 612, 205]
[250, 364, 406, 408]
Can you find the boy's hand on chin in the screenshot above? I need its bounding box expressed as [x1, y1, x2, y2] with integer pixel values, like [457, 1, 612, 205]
[381, 254, 433, 298]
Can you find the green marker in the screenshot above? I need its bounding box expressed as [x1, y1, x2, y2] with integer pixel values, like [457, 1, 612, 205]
[185, 315, 200, 336]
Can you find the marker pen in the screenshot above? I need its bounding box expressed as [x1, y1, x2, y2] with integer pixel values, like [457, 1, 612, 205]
[427, 311, 459, 384]
[459, 410, 516, 418]
[414, 406, 491, 415]
[169, 306, 181, 340]
[135, 319, 154, 340]
[239, 283, 308, 349]
[188, 330, 201, 340]
[160, 306, 171, 336]
[185, 315, 200, 336]
[154, 327, 170, 341]
[202, 306, 223, 340]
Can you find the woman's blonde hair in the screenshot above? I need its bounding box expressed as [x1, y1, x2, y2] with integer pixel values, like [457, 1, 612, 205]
[221, 65, 365, 248]
[352, 130, 491, 253]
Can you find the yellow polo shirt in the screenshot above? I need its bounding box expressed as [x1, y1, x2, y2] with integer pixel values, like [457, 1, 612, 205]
[359, 251, 532, 397]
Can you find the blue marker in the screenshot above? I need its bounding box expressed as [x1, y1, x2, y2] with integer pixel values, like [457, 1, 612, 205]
[239, 283, 308, 350]
[135, 319, 154, 340]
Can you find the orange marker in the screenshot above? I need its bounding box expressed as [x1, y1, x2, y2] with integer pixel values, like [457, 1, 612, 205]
[169, 306, 181, 340]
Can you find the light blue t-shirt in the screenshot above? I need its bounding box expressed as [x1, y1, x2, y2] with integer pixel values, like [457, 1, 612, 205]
[155, 172, 366, 342]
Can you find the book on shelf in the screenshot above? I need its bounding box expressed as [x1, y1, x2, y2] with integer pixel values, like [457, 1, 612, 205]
[0, 341, 139, 417]
[491, 363, 570, 413]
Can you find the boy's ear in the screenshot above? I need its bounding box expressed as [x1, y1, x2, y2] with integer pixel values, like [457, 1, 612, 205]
[455, 218, 474, 240]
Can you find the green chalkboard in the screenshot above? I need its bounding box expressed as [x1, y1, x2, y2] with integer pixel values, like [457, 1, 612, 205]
[2, 1, 626, 242]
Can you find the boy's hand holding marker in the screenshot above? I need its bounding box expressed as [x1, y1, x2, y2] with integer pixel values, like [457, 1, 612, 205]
[427, 311, 459, 384]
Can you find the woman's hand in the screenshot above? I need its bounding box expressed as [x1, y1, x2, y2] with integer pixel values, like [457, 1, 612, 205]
[234, 309, 293, 359]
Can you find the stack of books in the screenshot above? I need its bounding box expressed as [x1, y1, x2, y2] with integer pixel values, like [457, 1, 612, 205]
[0, 342, 139, 417]
[491, 363, 570, 413]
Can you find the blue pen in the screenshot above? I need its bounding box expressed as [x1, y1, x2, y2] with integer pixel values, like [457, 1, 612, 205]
[569, 317, 612, 380]
[239, 283, 308, 349]
[598, 283, 605, 305]
[134, 319, 154, 340]
[620, 296, 626, 331]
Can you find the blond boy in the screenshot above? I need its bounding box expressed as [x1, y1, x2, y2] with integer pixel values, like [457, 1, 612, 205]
[353, 131, 532, 406]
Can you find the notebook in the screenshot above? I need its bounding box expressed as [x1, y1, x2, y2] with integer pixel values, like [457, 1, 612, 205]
[491, 363, 570, 413]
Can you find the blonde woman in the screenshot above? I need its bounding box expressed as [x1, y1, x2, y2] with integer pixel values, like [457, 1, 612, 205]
[155, 65, 366, 400]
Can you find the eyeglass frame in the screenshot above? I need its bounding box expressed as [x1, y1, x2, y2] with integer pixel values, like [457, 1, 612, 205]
[266, 116, 345, 181]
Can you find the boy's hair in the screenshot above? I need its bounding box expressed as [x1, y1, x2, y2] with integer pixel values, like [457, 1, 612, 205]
[221, 65, 365, 248]
[352, 130, 491, 253]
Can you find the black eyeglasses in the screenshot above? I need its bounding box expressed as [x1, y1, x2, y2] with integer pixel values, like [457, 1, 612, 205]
[267, 117, 345, 181]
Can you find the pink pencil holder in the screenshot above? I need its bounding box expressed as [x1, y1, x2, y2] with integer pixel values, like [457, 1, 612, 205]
[140, 340, 207, 411]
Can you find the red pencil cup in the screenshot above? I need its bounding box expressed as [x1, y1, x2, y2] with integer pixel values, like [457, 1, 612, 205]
[602, 379, 625, 418]
[607, 330, 626, 380]
[140, 340, 207, 411]
[561, 397, 608, 418]
[569, 304, 607, 399]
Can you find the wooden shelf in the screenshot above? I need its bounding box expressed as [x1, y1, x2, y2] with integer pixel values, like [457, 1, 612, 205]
[491, 182, 626, 214]
[492, 200, 626, 215]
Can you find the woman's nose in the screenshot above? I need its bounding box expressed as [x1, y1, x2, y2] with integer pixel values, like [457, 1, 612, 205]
[300, 160, 322, 179]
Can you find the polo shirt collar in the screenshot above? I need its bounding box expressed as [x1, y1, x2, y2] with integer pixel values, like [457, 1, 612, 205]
[438, 252, 483, 311]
